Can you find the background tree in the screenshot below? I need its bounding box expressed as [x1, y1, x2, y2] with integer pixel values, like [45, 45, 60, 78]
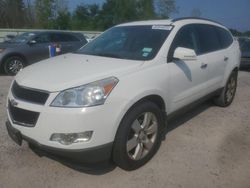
[0, 0, 26, 28]
[0, 0, 178, 31]
[24, 0, 36, 27]
[35, 0, 55, 29]
[156, 0, 177, 18]
[71, 3, 91, 30]
[53, 0, 71, 30]
[136, 0, 155, 20]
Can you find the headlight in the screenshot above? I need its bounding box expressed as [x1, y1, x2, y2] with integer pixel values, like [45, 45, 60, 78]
[51, 77, 119, 107]
[0, 48, 5, 53]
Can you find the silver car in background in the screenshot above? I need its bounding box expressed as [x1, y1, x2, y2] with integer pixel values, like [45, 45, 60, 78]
[0, 31, 88, 75]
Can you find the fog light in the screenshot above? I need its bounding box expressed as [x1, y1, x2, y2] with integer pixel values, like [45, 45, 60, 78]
[50, 131, 93, 145]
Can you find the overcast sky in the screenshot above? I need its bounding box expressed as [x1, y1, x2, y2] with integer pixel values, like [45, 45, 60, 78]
[69, 0, 250, 32]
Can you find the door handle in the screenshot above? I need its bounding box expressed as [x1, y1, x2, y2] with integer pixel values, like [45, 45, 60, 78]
[201, 63, 208, 69]
[224, 56, 229, 61]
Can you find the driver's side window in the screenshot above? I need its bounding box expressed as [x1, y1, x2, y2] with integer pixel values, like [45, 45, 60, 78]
[168, 24, 199, 62]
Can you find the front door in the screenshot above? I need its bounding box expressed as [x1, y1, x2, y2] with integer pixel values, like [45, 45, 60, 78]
[27, 33, 51, 63]
[167, 24, 209, 112]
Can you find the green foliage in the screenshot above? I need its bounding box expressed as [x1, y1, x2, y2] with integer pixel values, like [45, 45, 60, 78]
[35, 0, 55, 29]
[0, 0, 178, 30]
[230, 29, 242, 36]
[156, 0, 177, 18]
[0, 0, 26, 28]
[230, 29, 250, 37]
[55, 10, 71, 30]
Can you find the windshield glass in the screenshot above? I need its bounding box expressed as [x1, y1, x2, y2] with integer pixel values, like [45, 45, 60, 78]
[9, 32, 36, 43]
[77, 25, 172, 60]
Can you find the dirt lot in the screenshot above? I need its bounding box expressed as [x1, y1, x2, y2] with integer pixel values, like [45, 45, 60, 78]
[0, 71, 250, 188]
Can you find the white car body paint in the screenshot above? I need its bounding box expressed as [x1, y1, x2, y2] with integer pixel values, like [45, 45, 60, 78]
[7, 19, 240, 152]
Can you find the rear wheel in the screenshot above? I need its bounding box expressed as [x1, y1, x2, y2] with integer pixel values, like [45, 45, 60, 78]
[113, 101, 164, 170]
[213, 71, 237, 107]
[4, 56, 25, 75]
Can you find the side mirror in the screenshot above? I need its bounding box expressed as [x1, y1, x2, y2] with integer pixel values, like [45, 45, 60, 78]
[173, 47, 197, 61]
[28, 40, 37, 45]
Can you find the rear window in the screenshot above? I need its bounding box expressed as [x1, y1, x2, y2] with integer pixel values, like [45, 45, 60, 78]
[215, 27, 233, 49]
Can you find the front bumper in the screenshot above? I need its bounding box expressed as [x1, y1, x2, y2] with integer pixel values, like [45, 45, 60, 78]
[6, 121, 113, 163]
[7, 90, 124, 150]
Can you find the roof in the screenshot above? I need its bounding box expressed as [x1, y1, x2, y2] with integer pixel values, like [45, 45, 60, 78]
[117, 19, 173, 27]
[117, 17, 225, 28]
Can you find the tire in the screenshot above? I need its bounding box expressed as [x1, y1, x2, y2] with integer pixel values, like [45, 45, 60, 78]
[213, 71, 237, 107]
[3, 56, 25, 75]
[112, 101, 164, 170]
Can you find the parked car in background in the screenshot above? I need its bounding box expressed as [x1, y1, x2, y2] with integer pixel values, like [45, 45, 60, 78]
[238, 37, 250, 69]
[85, 35, 97, 43]
[4, 34, 16, 42]
[6, 18, 240, 170]
[0, 31, 88, 75]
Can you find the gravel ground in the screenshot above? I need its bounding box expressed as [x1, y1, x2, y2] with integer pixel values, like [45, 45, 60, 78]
[0, 71, 250, 188]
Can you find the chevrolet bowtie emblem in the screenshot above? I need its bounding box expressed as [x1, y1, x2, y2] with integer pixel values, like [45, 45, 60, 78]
[10, 99, 18, 107]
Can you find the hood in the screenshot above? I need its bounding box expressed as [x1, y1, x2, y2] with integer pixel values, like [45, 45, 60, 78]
[15, 53, 144, 92]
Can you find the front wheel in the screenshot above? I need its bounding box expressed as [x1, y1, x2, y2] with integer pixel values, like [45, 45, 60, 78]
[213, 71, 237, 107]
[113, 101, 164, 170]
[3, 56, 25, 75]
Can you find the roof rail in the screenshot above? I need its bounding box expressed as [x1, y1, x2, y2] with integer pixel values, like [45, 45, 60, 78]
[172, 17, 223, 25]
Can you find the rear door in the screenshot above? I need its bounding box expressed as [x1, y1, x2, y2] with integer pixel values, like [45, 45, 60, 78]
[50, 33, 83, 54]
[167, 24, 210, 112]
[194, 24, 231, 92]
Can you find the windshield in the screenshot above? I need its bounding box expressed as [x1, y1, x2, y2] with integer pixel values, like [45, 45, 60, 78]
[77, 25, 172, 60]
[9, 32, 36, 43]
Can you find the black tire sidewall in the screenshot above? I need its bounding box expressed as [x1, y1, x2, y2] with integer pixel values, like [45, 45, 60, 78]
[4, 56, 25, 75]
[223, 71, 237, 106]
[113, 101, 164, 170]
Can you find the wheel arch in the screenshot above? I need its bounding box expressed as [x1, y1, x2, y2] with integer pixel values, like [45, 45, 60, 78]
[129, 95, 166, 115]
[0, 53, 28, 73]
[1, 53, 27, 65]
[115, 93, 167, 136]
[222, 66, 239, 86]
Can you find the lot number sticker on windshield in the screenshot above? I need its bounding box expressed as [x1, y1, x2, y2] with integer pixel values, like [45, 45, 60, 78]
[152, 25, 172, 30]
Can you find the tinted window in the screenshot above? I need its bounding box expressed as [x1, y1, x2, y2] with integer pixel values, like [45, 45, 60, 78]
[64, 34, 79, 42]
[51, 33, 79, 42]
[195, 24, 221, 54]
[77, 25, 171, 61]
[34, 33, 50, 43]
[168, 24, 199, 61]
[74, 33, 88, 44]
[216, 27, 233, 49]
[9, 32, 35, 43]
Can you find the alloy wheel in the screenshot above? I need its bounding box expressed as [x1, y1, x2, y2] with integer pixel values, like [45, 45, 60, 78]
[225, 76, 236, 103]
[126, 112, 158, 161]
[5, 59, 24, 75]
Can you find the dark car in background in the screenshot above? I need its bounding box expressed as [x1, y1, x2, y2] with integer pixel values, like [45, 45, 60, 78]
[238, 37, 250, 69]
[0, 31, 88, 75]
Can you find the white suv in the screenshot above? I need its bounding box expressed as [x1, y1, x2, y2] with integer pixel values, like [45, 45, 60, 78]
[6, 18, 240, 170]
